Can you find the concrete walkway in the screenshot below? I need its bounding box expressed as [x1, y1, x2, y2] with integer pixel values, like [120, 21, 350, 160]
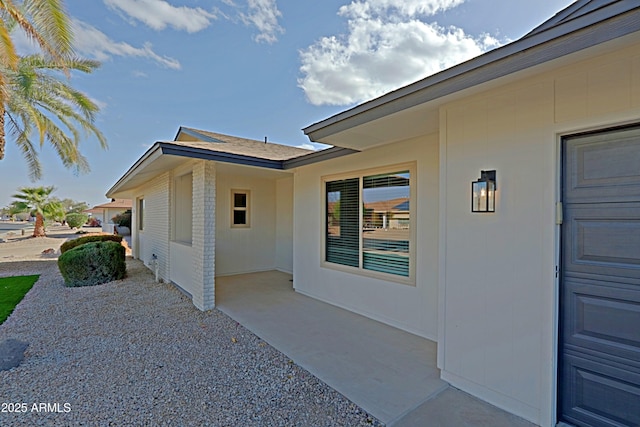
[216, 270, 535, 426]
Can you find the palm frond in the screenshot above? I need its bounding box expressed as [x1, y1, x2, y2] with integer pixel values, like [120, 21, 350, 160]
[23, 0, 73, 57]
[2, 53, 107, 179]
[6, 111, 43, 180]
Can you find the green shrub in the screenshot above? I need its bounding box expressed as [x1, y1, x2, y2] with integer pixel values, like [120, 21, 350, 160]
[58, 241, 126, 287]
[60, 234, 123, 254]
[112, 210, 131, 228]
[66, 212, 89, 229]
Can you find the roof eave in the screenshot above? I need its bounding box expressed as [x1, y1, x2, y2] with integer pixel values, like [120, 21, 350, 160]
[107, 142, 357, 198]
[106, 143, 164, 198]
[303, 3, 640, 143]
[283, 146, 359, 169]
[175, 127, 225, 142]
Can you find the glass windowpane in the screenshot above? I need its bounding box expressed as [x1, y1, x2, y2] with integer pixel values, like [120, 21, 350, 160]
[362, 171, 410, 277]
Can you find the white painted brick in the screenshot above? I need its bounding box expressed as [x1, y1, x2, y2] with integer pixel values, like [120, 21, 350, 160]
[191, 161, 216, 310]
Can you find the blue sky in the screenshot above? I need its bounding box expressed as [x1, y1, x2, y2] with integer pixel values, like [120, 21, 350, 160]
[1, 0, 575, 209]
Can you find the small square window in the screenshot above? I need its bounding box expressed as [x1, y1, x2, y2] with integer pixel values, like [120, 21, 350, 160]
[231, 190, 250, 227]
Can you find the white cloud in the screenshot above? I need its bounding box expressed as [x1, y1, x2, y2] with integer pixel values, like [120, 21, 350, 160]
[338, 0, 466, 20]
[296, 143, 317, 151]
[89, 95, 108, 110]
[240, 0, 284, 44]
[298, 0, 502, 106]
[104, 0, 217, 33]
[73, 20, 181, 70]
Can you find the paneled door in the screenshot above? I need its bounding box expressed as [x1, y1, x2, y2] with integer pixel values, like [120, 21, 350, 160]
[560, 125, 640, 426]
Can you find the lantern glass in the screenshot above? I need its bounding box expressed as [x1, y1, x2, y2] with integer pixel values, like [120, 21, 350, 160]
[471, 170, 496, 213]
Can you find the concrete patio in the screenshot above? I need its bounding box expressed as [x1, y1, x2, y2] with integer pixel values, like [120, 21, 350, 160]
[216, 270, 536, 426]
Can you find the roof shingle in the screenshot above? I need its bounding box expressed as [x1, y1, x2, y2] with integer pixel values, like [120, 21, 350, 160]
[174, 127, 313, 161]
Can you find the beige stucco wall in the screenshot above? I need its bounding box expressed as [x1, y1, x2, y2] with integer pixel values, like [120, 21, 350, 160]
[293, 134, 439, 339]
[215, 169, 281, 276]
[439, 40, 640, 426]
[275, 177, 294, 273]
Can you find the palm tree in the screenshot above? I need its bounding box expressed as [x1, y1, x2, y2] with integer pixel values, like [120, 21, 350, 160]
[3, 54, 107, 179]
[12, 186, 63, 237]
[0, 0, 74, 160]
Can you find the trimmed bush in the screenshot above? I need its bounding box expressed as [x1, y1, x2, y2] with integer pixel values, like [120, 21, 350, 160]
[58, 241, 126, 287]
[60, 234, 123, 254]
[112, 210, 131, 228]
[66, 212, 89, 229]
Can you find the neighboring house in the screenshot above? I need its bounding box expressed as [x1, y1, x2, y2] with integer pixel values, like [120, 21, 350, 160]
[86, 199, 132, 234]
[107, 2, 640, 427]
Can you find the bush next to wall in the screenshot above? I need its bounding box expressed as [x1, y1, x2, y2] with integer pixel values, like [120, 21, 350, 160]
[58, 241, 126, 287]
[66, 213, 89, 229]
[112, 210, 131, 229]
[60, 234, 123, 254]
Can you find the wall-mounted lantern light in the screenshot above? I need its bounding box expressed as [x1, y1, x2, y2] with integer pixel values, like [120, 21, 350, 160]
[472, 170, 496, 213]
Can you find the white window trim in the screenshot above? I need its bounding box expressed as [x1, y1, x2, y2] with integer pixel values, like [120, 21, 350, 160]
[321, 162, 417, 286]
[231, 189, 251, 228]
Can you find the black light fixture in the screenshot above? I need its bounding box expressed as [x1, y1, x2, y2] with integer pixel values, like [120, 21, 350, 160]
[472, 170, 496, 213]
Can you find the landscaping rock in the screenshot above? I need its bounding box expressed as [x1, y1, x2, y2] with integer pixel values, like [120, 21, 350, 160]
[0, 338, 29, 371]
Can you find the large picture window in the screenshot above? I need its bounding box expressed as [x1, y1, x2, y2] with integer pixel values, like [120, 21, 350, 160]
[325, 165, 413, 280]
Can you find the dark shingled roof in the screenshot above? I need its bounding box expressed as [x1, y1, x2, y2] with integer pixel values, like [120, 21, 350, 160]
[174, 127, 313, 161]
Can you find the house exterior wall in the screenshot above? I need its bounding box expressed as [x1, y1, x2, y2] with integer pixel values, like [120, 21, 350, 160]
[215, 170, 279, 276]
[134, 172, 171, 282]
[438, 41, 640, 426]
[293, 134, 439, 339]
[129, 160, 216, 310]
[102, 207, 129, 234]
[275, 177, 294, 273]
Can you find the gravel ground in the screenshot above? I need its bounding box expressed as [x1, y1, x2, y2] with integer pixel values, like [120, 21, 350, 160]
[0, 259, 381, 427]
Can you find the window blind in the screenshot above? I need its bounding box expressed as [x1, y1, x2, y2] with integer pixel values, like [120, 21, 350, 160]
[326, 178, 359, 268]
[362, 171, 410, 277]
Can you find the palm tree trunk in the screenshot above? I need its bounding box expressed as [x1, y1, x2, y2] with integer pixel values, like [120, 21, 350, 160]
[33, 213, 46, 237]
[0, 104, 5, 160]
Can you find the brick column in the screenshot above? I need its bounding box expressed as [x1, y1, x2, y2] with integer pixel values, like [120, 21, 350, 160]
[191, 160, 216, 310]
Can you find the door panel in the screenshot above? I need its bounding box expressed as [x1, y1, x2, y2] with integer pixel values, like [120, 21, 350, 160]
[560, 126, 640, 426]
[564, 204, 640, 278]
[563, 278, 640, 364]
[562, 355, 640, 427]
[564, 127, 640, 204]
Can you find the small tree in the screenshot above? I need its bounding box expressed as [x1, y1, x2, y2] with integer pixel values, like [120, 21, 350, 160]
[11, 186, 63, 237]
[66, 212, 88, 229]
[57, 198, 89, 214]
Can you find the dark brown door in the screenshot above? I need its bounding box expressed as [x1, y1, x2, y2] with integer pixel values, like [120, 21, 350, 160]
[560, 125, 640, 426]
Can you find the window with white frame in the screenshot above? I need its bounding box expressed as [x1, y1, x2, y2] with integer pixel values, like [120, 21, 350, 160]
[138, 198, 145, 231]
[173, 173, 192, 243]
[231, 189, 250, 227]
[325, 165, 413, 280]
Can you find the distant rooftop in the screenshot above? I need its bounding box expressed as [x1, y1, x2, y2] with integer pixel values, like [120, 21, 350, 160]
[92, 199, 132, 209]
